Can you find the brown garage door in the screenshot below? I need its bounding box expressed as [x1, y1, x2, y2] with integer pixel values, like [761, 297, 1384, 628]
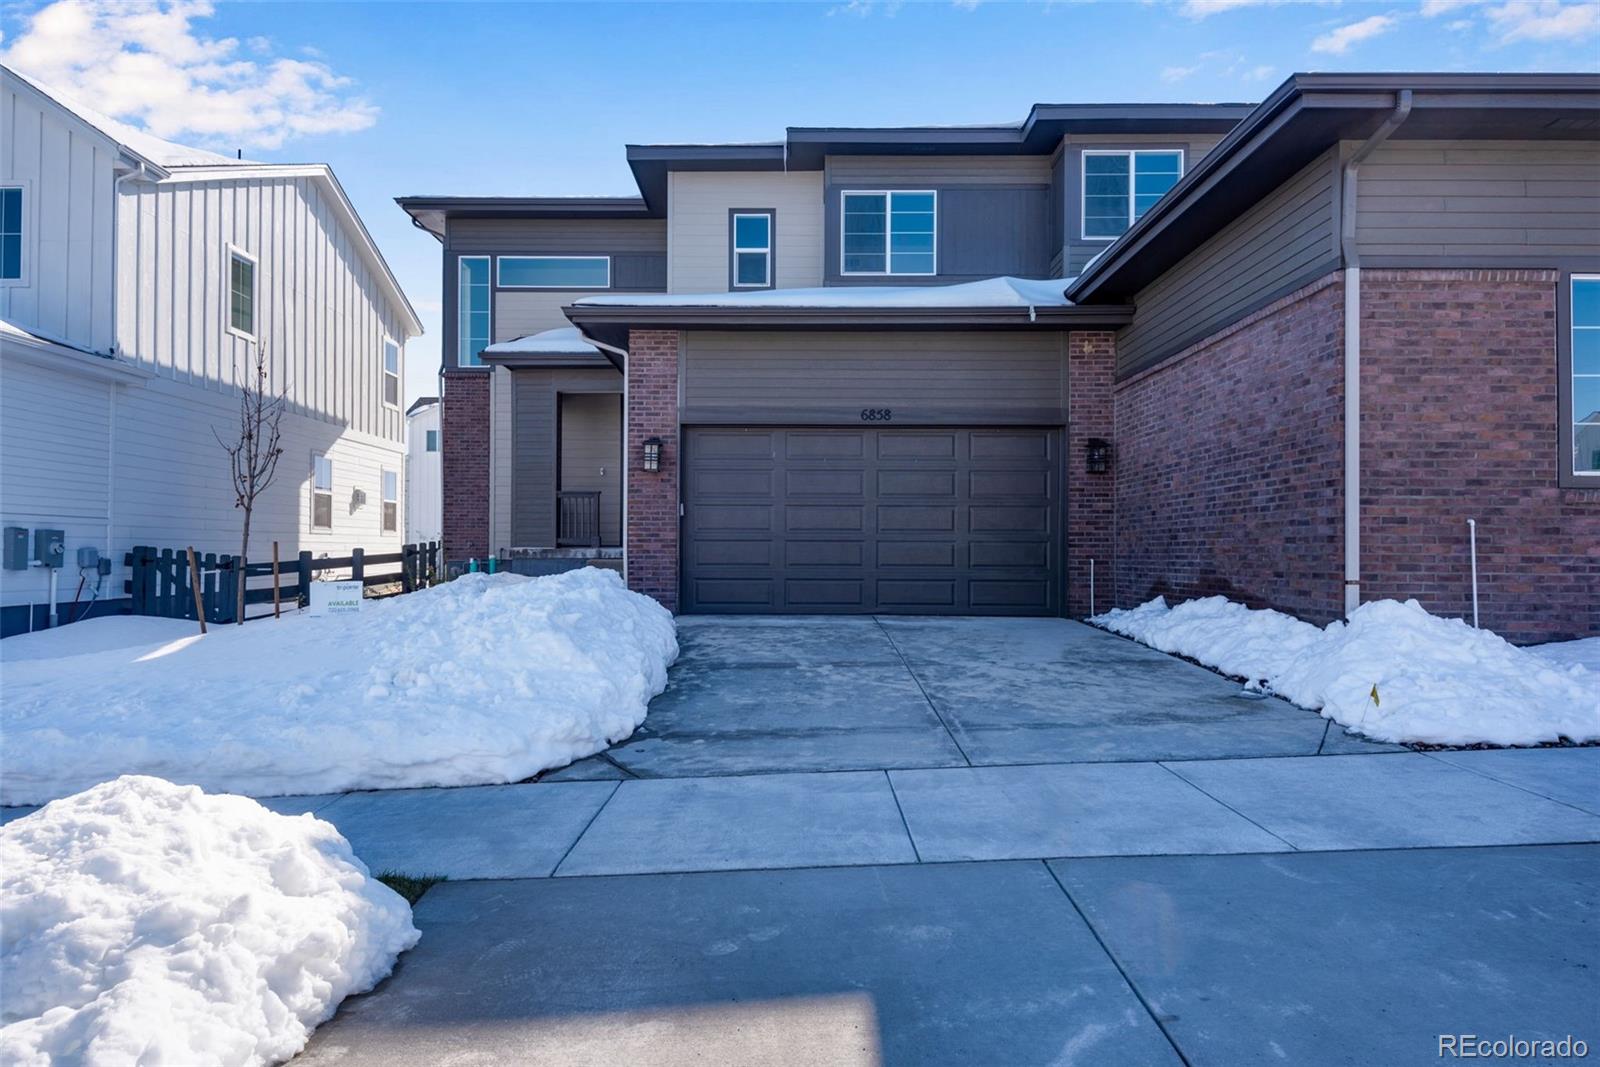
[681, 426, 1061, 615]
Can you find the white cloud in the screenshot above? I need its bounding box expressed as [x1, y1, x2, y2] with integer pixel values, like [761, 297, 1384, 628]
[1484, 0, 1600, 41]
[0, 0, 377, 151]
[1162, 64, 1201, 82]
[1247, 64, 1277, 81]
[1419, 0, 1482, 14]
[1311, 14, 1399, 53]
[1180, 0, 1278, 18]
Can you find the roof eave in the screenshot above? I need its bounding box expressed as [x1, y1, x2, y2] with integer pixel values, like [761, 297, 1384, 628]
[563, 304, 1133, 330]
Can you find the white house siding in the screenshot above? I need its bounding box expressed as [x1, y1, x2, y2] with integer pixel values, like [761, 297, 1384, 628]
[0, 76, 118, 353]
[667, 171, 824, 293]
[405, 403, 442, 545]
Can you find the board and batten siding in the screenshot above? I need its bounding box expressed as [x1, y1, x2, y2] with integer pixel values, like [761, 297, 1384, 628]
[507, 367, 623, 547]
[0, 74, 118, 353]
[668, 170, 824, 292]
[1114, 147, 1340, 379]
[681, 330, 1069, 425]
[1354, 139, 1600, 265]
[116, 175, 411, 444]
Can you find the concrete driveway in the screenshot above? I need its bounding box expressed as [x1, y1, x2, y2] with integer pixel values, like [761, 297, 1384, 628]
[282, 617, 1600, 1066]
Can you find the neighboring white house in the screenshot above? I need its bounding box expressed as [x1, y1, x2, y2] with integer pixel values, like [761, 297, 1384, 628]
[0, 66, 422, 636]
[405, 396, 442, 545]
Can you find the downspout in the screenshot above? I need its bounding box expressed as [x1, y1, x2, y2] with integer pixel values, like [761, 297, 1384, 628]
[1340, 89, 1412, 617]
[109, 162, 152, 356]
[577, 328, 632, 583]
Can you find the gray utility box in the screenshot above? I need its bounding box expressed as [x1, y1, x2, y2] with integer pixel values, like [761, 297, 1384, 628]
[34, 529, 65, 568]
[3, 527, 26, 570]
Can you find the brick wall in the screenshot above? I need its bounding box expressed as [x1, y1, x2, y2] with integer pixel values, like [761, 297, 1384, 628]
[1066, 331, 1117, 617]
[440, 369, 490, 564]
[1360, 269, 1599, 642]
[626, 329, 680, 612]
[1113, 274, 1346, 621]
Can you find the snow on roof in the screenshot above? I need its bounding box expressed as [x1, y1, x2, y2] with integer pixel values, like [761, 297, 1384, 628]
[482, 326, 603, 357]
[5, 65, 252, 169]
[573, 276, 1074, 310]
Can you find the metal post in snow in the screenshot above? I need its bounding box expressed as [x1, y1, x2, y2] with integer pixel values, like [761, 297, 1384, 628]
[1089, 558, 1096, 618]
[1467, 518, 1479, 629]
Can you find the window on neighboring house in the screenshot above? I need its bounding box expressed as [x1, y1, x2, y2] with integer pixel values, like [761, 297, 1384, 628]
[312, 455, 333, 530]
[0, 186, 22, 281]
[425, 429, 439, 452]
[228, 246, 257, 339]
[382, 470, 398, 533]
[1571, 275, 1600, 478]
[496, 256, 610, 288]
[731, 212, 773, 288]
[1082, 150, 1184, 239]
[383, 340, 400, 408]
[457, 256, 490, 366]
[842, 191, 935, 276]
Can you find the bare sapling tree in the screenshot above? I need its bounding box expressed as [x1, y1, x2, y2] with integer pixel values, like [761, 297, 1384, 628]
[216, 344, 286, 623]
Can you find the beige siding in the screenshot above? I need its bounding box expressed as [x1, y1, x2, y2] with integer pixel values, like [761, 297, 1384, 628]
[558, 392, 623, 546]
[490, 365, 515, 554]
[495, 290, 588, 340]
[508, 368, 623, 547]
[668, 171, 824, 292]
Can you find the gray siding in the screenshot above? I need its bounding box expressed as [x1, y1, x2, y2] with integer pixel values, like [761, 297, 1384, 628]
[1114, 148, 1340, 379]
[1058, 135, 1224, 277]
[681, 331, 1068, 425]
[1355, 140, 1600, 264]
[509, 367, 623, 546]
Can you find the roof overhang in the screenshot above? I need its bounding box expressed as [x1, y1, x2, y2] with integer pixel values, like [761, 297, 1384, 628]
[0, 323, 154, 383]
[1067, 72, 1600, 304]
[624, 144, 788, 213]
[395, 195, 656, 240]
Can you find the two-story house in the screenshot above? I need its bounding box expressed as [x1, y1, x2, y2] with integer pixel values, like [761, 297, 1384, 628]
[0, 67, 422, 636]
[400, 72, 1598, 642]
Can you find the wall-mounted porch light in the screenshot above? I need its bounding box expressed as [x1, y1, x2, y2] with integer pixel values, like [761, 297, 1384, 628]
[1085, 438, 1111, 474]
[642, 436, 663, 473]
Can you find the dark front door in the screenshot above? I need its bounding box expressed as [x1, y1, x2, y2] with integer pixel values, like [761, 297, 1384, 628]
[681, 426, 1061, 615]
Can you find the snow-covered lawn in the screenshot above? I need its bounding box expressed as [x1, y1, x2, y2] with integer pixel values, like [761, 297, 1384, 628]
[1, 568, 677, 806]
[0, 776, 418, 1067]
[1092, 597, 1600, 747]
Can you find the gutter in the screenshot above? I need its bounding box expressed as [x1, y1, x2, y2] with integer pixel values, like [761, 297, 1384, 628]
[1340, 88, 1412, 617]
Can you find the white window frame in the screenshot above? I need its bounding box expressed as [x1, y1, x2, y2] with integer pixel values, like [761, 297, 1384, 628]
[457, 255, 491, 367]
[0, 179, 31, 288]
[1080, 149, 1185, 242]
[226, 243, 259, 343]
[840, 190, 938, 277]
[731, 212, 772, 288]
[494, 255, 611, 289]
[382, 337, 401, 410]
[381, 469, 399, 533]
[311, 453, 334, 531]
[1570, 273, 1600, 481]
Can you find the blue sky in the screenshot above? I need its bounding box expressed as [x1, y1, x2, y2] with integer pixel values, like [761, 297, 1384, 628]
[2, 0, 1596, 406]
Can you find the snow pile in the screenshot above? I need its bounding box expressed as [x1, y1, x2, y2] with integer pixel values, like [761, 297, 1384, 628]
[0, 776, 418, 1067]
[483, 326, 602, 358]
[574, 275, 1072, 309]
[1093, 597, 1600, 746]
[2, 567, 677, 805]
[1529, 636, 1600, 674]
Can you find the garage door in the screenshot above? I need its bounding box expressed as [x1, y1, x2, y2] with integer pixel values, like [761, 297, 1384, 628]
[682, 427, 1061, 615]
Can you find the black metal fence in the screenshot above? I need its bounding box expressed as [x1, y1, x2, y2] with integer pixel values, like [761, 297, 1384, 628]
[124, 542, 440, 624]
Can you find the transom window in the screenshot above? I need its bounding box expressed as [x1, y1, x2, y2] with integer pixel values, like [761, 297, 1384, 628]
[1572, 275, 1600, 477]
[732, 212, 773, 288]
[457, 256, 490, 367]
[842, 191, 936, 276]
[312, 455, 334, 530]
[0, 186, 22, 281]
[228, 246, 257, 339]
[496, 256, 610, 289]
[382, 340, 400, 408]
[1082, 150, 1184, 239]
[381, 470, 398, 533]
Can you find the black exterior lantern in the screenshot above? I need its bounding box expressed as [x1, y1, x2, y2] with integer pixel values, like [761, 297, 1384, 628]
[1085, 438, 1111, 474]
[642, 436, 663, 473]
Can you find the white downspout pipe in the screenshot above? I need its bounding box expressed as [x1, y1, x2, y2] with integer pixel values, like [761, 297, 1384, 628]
[1340, 89, 1412, 618]
[578, 328, 632, 583]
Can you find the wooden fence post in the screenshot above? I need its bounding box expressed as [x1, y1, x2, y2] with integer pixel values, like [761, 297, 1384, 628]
[271, 541, 281, 618]
[350, 547, 364, 589]
[297, 551, 313, 608]
[401, 544, 415, 594]
[185, 547, 207, 634]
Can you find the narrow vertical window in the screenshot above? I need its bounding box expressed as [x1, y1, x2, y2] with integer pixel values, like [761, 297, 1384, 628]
[841, 191, 936, 276]
[1082, 150, 1183, 239]
[312, 454, 334, 530]
[381, 470, 398, 533]
[457, 256, 490, 367]
[383, 340, 400, 407]
[425, 429, 439, 452]
[1572, 275, 1600, 477]
[731, 212, 773, 288]
[0, 186, 22, 281]
[228, 247, 257, 339]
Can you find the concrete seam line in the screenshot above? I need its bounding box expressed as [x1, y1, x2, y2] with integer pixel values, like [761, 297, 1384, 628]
[1154, 761, 1300, 853]
[1415, 750, 1600, 819]
[872, 616, 973, 768]
[548, 780, 624, 877]
[883, 769, 924, 864]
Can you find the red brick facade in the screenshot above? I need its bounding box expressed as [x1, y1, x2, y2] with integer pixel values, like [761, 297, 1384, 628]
[626, 329, 681, 612]
[1066, 331, 1117, 616]
[440, 369, 490, 564]
[1360, 269, 1599, 641]
[1112, 274, 1347, 622]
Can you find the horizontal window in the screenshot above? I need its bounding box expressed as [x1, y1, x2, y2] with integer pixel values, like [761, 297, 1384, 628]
[457, 256, 490, 367]
[496, 256, 610, 289]
[842, 191, 935, 276]
[1083, 150, 1183, 240]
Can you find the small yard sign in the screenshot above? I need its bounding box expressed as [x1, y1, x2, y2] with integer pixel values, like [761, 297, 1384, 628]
[309, 580, 364, 617]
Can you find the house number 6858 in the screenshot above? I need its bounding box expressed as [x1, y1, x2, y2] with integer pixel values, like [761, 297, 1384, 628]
[860, 408, 893, 422]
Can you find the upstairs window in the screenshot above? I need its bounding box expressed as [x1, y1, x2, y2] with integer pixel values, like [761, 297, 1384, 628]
[731, 211, 774, 288]
[842, 191, 935, 276]
[425, 429, 439, 452]
[312, 455, 333, 530]
[1082, 150, 1184, 239]
[228, 246, 257, 340]
[457, 256, 490, 367]
[381, 470, 398, 533]
[497, 256, 610, 288]
[0, 186, 22, 281]
[383, 340, 400, 408]
[1572, 275, 1600, 478]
